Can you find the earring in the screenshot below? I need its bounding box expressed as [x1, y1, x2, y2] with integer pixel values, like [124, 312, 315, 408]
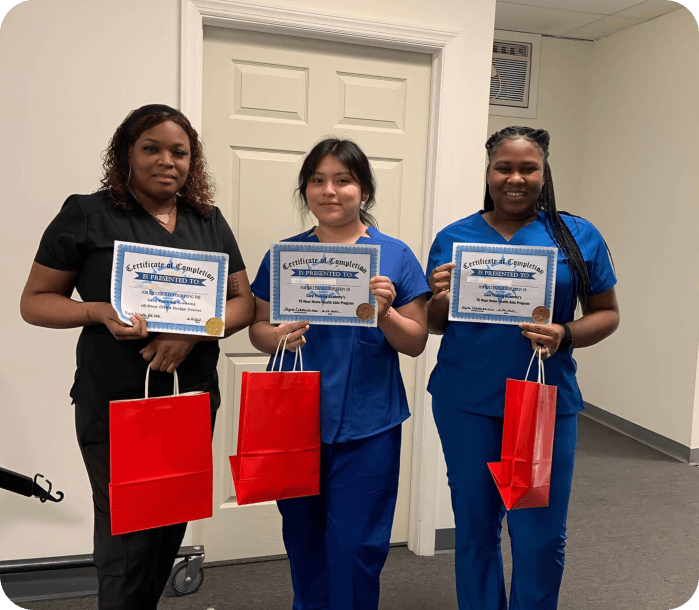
[127, 165, 132, 186]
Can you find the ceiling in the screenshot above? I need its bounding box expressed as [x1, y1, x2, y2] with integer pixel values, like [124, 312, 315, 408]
[495, 0, 685, 40]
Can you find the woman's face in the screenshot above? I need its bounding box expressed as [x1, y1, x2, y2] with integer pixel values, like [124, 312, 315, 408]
[486, 138, 544, 219]
[305, 155, 368, 228]
[128, 120, 191, 204]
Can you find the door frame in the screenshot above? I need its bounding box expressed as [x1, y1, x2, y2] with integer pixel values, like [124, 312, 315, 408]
[180, 0, 457, 556]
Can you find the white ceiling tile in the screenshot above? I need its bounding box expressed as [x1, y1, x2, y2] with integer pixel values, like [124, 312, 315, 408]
[614, 0, 685, 19]
[501, 0, 644, 16]
[563, 14, 647, 39]
[495, 2, 601, 36]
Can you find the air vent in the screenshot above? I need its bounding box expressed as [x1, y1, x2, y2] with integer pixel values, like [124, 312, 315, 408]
[489, 31, 541, 119]
[490, 40, 532, 108]
[492, 42, 530, 58]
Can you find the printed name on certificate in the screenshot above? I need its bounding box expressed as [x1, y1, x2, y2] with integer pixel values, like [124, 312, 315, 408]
[270, 242, 380, 327]
[111, 241, 229, 337]
[449, 243, 557, 325]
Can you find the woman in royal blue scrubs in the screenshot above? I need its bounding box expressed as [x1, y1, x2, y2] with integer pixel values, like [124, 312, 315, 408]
[249, 138, 430, 610]
[426, 126, 620, 610]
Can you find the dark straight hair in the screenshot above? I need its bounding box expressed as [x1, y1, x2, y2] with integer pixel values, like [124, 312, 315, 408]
[484, 126, 592, 311]
[296, 137, 378, 228]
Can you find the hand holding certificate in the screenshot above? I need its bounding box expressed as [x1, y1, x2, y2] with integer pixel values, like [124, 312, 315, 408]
[270, 242, 381, 327]
[449, 243, 557, 325]
[111, 241, 229, 337]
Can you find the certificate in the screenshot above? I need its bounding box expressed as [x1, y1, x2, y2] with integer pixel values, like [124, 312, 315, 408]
[449, 243, 557, 325]
[270, 242, 380, 326]
[111, 241, 229, 337]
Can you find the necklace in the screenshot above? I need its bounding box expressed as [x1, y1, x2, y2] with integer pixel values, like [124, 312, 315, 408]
[129, 187, 177, 224]
[149, 203, 177, 225]
[126, 178, 177, 225]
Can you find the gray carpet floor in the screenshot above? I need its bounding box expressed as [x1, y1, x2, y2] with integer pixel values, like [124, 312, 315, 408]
[16, 416, 699, 610]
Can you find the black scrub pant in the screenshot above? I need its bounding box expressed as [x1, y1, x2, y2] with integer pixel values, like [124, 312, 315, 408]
[75, 402, 215, 610]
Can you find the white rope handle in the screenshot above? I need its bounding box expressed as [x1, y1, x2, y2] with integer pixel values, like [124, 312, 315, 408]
[271, 334, 305, 372]
[538, 348, 545, 385]
[144, 367, 179, 399]
[271, 335, 290, 372]
[292, 341, 304, 371]
[525, 347, 546, 385]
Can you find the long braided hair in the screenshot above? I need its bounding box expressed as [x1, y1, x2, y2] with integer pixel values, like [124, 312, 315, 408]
[484, 126, 591, 311]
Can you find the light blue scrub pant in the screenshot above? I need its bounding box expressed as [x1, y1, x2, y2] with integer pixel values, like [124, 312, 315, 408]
[432, 400, 578, 610]
[277, 425, 402, 610]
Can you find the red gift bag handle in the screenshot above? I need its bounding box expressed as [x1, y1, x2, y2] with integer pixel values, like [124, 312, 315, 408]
[524, 347, 546, 385]
[144, 367, 179, 398]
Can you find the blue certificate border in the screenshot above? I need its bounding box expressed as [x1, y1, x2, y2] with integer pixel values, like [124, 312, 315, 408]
[450, 243, 557, 324]
[112, 242, 228, 335]
[271, 242, 379, 326]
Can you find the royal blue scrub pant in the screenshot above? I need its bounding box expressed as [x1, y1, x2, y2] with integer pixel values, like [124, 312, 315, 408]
[432, 400, 578, 610]
[277, 424, 402, 610]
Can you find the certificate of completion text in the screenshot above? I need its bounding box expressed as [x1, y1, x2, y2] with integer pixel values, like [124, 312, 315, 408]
[270, 242, 380, 327]
[449, 243, 557, 325]
[111, 241, 229, 336]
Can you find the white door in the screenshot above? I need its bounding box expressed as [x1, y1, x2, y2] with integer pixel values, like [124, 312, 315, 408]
[196, 26, 432, 562]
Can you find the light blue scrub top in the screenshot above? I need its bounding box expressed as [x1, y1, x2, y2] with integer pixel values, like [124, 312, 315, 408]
[426, 211, 617, 416]
[251, 227, 431, 444]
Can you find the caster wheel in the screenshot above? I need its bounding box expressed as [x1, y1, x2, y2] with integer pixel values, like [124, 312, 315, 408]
[167, 560, 205, 596]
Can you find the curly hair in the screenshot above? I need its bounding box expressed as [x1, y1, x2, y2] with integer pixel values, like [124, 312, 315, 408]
[484, 126, 592, 311]
[100, 106, 216, 218]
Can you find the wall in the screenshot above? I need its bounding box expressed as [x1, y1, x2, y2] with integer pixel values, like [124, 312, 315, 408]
[0, 0, 179, 561]
[575, 8, 699, 449]
[0, 0, 497, 560]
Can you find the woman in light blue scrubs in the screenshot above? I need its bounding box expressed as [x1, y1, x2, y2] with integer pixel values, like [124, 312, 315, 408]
[249, 138, 430, 610]
[426, 126, 620, 610]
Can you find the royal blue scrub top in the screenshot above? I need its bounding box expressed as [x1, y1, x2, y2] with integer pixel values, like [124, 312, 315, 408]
[426, 211, 617, 417]
[251, 227, 430, 444]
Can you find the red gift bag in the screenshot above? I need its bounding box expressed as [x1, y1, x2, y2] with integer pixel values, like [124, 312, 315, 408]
[230, 338, 320, 506]
[488, 348, 557, 510]
[109, 369, 213, 535]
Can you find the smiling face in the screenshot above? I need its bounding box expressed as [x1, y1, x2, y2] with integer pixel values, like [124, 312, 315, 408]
[305, 155, 368, 229]
[486, 137, 545, 220]
[128, 120, 190, 207]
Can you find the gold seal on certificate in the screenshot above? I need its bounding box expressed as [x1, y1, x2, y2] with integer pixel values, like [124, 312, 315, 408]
[356, 303, 375, 321]
[531, 306, 550, 323]
[449, 243, 557, 325]
[205, 318, 224, 336]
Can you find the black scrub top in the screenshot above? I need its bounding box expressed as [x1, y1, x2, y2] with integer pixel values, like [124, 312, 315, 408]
[34, 190, 245, 412]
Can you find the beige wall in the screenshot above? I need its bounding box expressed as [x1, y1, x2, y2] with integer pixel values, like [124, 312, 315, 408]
[574, 8, 699, 449]
[0, 0, 179, 561]
[0, 0, 497, 560]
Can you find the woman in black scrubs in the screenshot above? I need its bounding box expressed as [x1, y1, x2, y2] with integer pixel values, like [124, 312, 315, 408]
[20, 104, 255, 610]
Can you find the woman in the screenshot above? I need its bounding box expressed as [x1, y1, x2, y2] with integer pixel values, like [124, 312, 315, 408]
[20, 104, 255, 610]
[249, 138, 430, 610]
[426, 126, 619, 610]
